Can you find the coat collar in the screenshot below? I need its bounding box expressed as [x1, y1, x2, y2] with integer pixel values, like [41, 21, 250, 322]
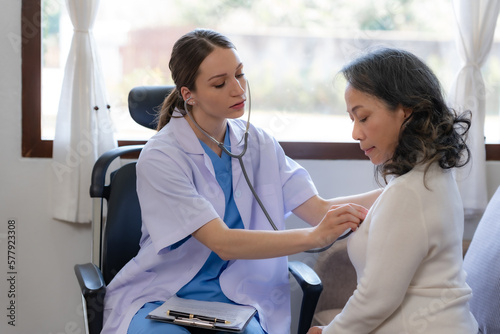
[170, 110, 204, 155]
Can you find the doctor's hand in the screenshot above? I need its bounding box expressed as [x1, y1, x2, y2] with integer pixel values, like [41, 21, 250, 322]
[307, 326, 325, 334]
[312, 203, 366, 248]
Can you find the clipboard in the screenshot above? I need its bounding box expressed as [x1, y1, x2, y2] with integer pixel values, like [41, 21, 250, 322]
[146, 295, 257, 332]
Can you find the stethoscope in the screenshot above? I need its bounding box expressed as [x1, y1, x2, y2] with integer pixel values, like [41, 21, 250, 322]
[183, 82, 351, 253]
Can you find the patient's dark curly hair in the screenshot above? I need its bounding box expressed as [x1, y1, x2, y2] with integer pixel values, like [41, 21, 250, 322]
[340, 47, 471, 184]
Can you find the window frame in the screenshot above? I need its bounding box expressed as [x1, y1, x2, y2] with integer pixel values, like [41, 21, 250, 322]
[21, 0, 500, 160]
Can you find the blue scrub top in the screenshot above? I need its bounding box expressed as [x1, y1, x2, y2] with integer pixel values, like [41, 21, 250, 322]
[176, 127, 244, 303]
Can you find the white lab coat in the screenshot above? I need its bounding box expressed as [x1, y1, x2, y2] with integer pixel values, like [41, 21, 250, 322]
[101, 111, 318, 334]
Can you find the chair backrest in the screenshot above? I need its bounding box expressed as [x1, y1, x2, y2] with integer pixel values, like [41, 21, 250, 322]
[95, 85, 174, 284]
[463, 186, 500, 333]
[101, 162, 142, 284]
[128, 85, 175, 130]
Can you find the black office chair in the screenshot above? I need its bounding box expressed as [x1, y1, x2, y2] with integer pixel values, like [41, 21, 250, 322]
[74, 86, 323, 334]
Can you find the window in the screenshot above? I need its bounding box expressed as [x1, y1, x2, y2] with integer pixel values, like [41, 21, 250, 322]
[23, 0, 500, 159]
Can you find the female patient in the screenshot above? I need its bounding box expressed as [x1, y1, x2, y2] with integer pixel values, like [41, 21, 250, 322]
[309, 48, 478, 333]
[101, 29, 379, 334]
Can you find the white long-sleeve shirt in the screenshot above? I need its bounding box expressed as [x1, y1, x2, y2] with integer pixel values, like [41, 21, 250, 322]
[324, 163, 478, 334]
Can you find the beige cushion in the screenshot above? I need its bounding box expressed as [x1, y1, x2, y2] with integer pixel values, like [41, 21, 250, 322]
[313, 308, 342, 326]
[313, 239, 357, 311]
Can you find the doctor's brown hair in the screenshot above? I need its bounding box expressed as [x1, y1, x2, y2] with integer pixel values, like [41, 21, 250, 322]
[157, 29, 235, 130]
[340, 47, 471, 184]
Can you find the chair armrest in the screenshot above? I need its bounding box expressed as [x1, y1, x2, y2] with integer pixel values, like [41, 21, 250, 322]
[288, 261, 323, 334]
[74, 263, 105, 295]
[90, 145, 144, 198]
[74, 263, 106, 334]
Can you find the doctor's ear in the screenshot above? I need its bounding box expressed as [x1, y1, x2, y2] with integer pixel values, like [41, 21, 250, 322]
[180, 87, 195, 105]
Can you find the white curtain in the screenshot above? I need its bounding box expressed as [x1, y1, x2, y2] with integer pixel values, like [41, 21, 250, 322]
[52, 0, 117, 223]
[448, 0, 500, 216]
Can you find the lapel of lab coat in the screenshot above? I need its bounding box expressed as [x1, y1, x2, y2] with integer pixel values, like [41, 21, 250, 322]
[171, 111, 216, 177]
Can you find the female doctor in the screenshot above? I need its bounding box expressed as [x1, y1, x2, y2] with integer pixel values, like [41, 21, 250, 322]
[101, 29, 380, 334]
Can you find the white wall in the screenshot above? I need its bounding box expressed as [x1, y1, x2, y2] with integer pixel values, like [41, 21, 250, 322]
[1, 2, 92, 333]
[1, 2, 500, 333]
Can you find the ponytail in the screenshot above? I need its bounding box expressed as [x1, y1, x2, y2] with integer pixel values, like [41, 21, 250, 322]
[156, 87, 185, 131]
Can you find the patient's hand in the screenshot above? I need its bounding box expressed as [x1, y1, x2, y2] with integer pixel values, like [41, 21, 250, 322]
[307, 326, 324, 334]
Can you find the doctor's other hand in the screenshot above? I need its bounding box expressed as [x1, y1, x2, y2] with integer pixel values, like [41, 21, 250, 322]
[313, 203, 367, 248]
[307, 326, 325, 334]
